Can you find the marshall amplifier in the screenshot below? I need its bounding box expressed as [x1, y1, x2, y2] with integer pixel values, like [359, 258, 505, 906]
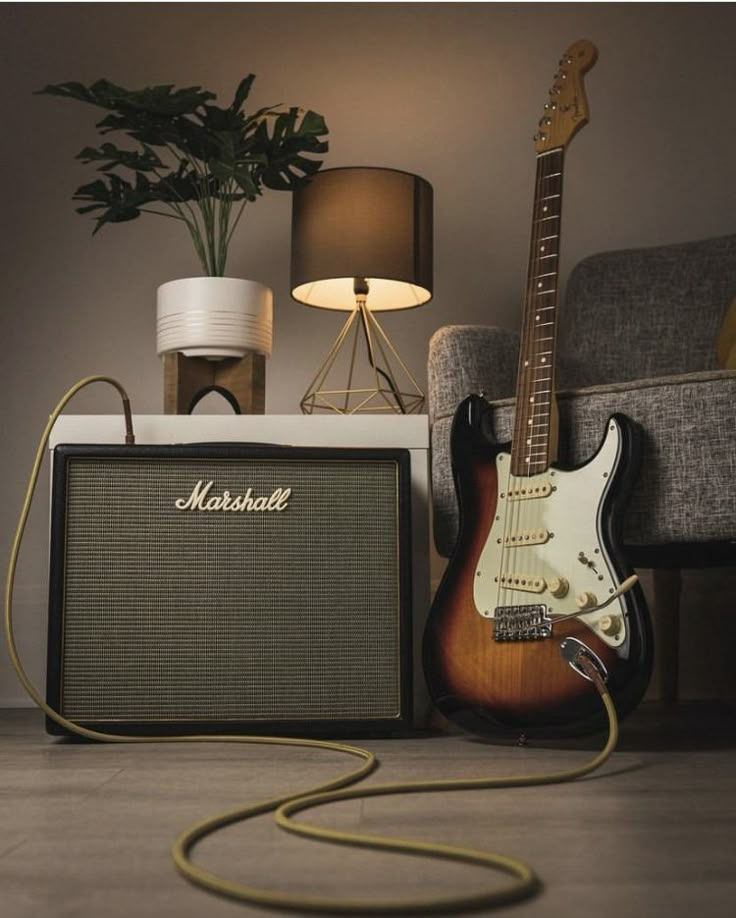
[46, 443, 412, 736]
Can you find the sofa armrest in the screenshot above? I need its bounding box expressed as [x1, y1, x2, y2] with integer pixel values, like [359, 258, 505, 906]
[427, 325, 519, 424]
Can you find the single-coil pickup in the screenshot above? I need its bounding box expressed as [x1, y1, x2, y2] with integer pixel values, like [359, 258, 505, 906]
[495, 573, 546, 593]
[504, 528, 550, 547]
[505, 481, 552, 501]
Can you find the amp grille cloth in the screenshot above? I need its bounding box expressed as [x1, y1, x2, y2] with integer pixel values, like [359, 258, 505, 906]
[59, 457, 402, 722]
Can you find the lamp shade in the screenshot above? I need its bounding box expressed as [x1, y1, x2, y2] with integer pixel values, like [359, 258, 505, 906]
[291, 167, 433, 311]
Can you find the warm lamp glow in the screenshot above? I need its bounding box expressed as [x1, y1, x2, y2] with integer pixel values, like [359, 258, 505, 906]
[291, 276, 431, 311]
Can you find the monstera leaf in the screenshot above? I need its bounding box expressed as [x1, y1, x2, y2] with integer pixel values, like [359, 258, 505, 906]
[256, 108, 329, 191]
[39, 75, 329, 274]
[76, 143, 164, 172]
[73, 173, 157, 231]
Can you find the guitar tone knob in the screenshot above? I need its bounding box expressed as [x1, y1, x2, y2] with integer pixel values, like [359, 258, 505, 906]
[576, 591, 597, 611]
[548, 576, 569, 598]
[599, 614, 622, 637]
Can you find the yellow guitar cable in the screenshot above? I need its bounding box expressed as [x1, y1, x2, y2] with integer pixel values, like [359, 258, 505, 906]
[5, 375, 619, 915]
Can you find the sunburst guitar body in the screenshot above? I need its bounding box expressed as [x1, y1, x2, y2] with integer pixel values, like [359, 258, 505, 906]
[423, 41, 653, 737]
[423, 395, 652, 737]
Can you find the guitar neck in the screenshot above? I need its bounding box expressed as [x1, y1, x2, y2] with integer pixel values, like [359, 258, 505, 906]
[511, 147, 565, 477]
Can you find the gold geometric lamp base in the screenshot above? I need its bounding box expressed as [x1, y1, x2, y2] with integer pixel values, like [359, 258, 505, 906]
[300, 298, 425, 415]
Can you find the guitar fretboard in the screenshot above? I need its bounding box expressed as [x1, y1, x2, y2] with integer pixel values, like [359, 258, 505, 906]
[510, 147, 564, 477]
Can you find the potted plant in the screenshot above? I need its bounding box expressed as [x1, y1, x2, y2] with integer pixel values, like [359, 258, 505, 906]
[40, 75, 328, 359]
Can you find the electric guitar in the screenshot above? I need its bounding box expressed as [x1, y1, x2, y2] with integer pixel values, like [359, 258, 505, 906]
[423, 40, 653, 738]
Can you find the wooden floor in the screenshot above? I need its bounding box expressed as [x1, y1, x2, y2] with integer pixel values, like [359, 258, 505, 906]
[2, 704, 735, 918]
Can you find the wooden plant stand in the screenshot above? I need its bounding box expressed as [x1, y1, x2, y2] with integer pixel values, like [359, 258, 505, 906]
[163, 352, 266, 414]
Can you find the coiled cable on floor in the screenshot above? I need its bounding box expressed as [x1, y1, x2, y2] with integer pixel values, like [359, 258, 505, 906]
[5, 375, 619, 914]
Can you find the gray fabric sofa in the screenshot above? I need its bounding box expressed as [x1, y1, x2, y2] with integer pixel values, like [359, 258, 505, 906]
[428, 234, 736, 698]
[429, 234, 736, 559]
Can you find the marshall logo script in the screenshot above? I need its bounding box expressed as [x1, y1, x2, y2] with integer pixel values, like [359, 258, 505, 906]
[175, 480, 291, 513]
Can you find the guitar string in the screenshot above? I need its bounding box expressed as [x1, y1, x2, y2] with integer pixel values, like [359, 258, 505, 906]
[543, 151, 563, 613]
[529, 149, 561, 619]
[501, 148, 562, 631]
[503, 149, 548, 621]
[504, 150, 537, 614]
[532, 149, 561, 609]
[525, 151, 548, 608]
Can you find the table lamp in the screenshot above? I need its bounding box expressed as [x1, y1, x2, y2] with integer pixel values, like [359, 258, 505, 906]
[291, 167, 433, 414]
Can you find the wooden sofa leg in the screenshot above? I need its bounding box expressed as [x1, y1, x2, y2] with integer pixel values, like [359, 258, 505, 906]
[651, 568, 682, 703]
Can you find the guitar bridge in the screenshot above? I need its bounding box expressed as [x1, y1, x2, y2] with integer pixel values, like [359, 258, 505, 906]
[494, 604, 552, 641]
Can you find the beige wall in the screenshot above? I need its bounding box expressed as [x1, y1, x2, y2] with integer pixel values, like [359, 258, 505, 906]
[1, 3, 734, 704]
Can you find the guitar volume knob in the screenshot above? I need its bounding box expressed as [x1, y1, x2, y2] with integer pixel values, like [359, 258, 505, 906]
[599, 614, 622, 637]
[576, 591, 598, 611]
[548, 576, 569, 598]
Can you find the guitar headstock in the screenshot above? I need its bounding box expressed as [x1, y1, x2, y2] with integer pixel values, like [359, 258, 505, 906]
[534, 39, 598, 154]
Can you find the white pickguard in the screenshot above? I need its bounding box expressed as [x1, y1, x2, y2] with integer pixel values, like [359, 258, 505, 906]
[473, 418, 629, 649]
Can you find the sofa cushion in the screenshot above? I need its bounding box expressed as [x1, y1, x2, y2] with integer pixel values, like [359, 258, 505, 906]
[559, 235, 736, 387]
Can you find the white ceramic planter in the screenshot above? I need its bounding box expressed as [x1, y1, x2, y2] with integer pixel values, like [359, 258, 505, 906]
[156, 277, 273, 360]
